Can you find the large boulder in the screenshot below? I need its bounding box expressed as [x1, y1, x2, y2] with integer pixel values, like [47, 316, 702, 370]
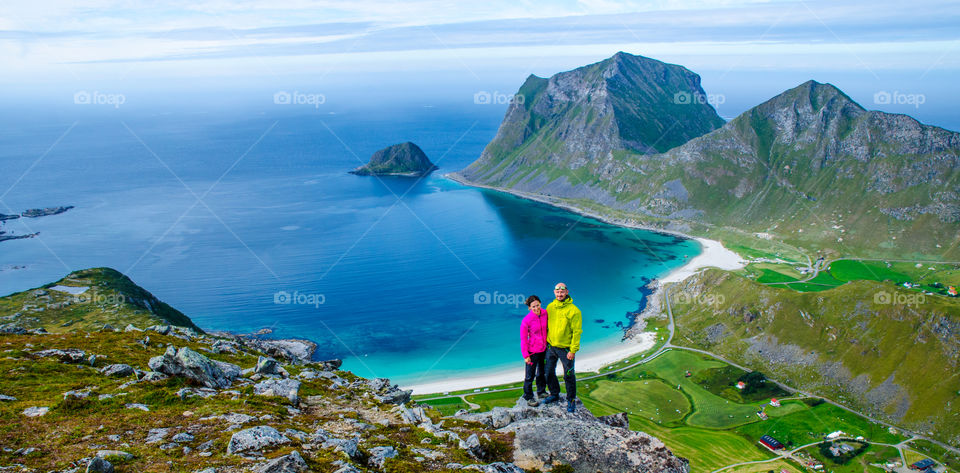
[242, 338, 317, 364]
[367, 446, 397, 469]
[227, 426, 291, 455]
[100, 364, 135, 377]
[322, 437, 361, 461]
[255, 356, 282, 375]
[148, 346, 236, 389]
[214, 360, 241, 379]
[459, 397, 689, 473]
[254, 450, 308, 473]
[254, 379, 301, 405]
[34, 348, 87, 363]
[366, 378, 411, 405]
[86, 456, 114, 473]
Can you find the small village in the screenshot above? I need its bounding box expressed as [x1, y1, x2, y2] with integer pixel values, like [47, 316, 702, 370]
[724, 377, 950, 473]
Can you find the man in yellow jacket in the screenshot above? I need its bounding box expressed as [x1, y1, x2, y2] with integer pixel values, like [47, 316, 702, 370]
[542, 282, 583, 412]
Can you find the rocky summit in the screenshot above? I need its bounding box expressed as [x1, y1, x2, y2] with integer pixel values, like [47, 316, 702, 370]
[457, 397, 689, 473]
[350, 142, 438, 177]
[0, 268, 688, 472]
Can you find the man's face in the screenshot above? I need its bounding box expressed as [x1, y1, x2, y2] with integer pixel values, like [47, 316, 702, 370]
[554, 284, 568, 301]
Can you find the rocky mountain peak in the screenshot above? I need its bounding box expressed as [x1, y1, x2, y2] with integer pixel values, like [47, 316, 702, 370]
[748, 80, 865, 128]
[457, 51, 724, 188]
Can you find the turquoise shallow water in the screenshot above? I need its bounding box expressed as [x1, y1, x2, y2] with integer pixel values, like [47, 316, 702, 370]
[0, 104, 700, 385]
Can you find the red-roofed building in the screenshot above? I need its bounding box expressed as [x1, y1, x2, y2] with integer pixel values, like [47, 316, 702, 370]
[759, 435, 783, 450]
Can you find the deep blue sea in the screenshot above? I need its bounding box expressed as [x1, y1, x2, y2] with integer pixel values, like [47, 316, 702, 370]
[0, 102, 700, 386]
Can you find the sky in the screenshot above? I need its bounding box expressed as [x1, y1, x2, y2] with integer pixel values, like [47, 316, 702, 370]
[1, 0, 958, 127]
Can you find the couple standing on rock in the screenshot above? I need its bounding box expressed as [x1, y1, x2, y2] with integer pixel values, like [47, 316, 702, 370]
[519, 282, 583, 413]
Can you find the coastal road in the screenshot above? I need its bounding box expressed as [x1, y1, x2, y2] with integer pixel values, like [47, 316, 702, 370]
[710, 436, 918, 473]
[761, 256, 960, 287]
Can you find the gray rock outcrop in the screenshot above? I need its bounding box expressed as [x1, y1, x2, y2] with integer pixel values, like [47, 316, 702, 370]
[254, 450, 308, 473]
[366, 378, 411, 405]
[367, 446, 398, 469]
[227, 426, 290, 455]
[100, 364, 135, 377]
[86, 457, 114, 473]
[34, 348, 87, 363]
[458, 398, 688, 473]
[147, 346, 236, 389]
[241, 337, 318, 364]
[254, 378, 301, 405]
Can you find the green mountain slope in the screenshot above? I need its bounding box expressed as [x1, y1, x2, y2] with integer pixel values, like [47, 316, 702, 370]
[670, 269, 960, 446]
[0, 268, 201, 333]
[612, 80, 960, 256]
[458, 63, 960, 258]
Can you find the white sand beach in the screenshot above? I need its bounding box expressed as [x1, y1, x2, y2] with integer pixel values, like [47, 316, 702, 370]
[404, 237, 745, 394]
[660, 237, 745, 283]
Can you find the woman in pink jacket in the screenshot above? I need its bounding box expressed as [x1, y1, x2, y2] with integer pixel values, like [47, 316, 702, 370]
[520, 295, 549, 406]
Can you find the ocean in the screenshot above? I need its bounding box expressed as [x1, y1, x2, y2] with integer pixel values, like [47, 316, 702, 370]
[0, 102, 700, 385]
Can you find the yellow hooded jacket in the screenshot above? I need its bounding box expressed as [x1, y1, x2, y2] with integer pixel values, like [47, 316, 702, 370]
[546, 296, 583, 353]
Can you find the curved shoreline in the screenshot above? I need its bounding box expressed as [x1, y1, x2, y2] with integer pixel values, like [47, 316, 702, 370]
[403, 175, 745, 394]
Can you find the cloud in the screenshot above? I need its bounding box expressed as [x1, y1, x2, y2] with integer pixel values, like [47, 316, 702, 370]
[0, 0, 958, 76]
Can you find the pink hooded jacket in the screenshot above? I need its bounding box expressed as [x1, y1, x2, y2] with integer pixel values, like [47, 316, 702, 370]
[520, 308, 548, 359]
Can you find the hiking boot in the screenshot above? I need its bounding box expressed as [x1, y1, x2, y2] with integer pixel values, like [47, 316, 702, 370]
[526, 398, 540, 407]
[566, 399, 576, 413]
[542, 395, 559, 404]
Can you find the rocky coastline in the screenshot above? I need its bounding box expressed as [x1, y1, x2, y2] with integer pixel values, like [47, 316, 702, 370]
[0, 205, 73, 244]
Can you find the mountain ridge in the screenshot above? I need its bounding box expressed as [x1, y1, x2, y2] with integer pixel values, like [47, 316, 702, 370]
[456, 58, 960, 257]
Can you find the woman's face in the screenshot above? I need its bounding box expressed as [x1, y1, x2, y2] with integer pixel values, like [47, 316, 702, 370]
[528, 300, 541, 312]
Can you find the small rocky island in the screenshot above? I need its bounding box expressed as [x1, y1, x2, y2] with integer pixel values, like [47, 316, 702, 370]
[0, 206, 73, 243]
[350, 142, 438, 177]
[22, 206, 74, 218]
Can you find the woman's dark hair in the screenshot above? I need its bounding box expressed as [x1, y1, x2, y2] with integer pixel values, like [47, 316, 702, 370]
[525, 295, 541, 307]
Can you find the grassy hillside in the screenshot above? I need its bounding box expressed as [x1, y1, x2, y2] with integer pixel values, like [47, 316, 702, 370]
[670, 269, 960, 446]
[0, 329, 512, 472]
[0, 268, 200, 333]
